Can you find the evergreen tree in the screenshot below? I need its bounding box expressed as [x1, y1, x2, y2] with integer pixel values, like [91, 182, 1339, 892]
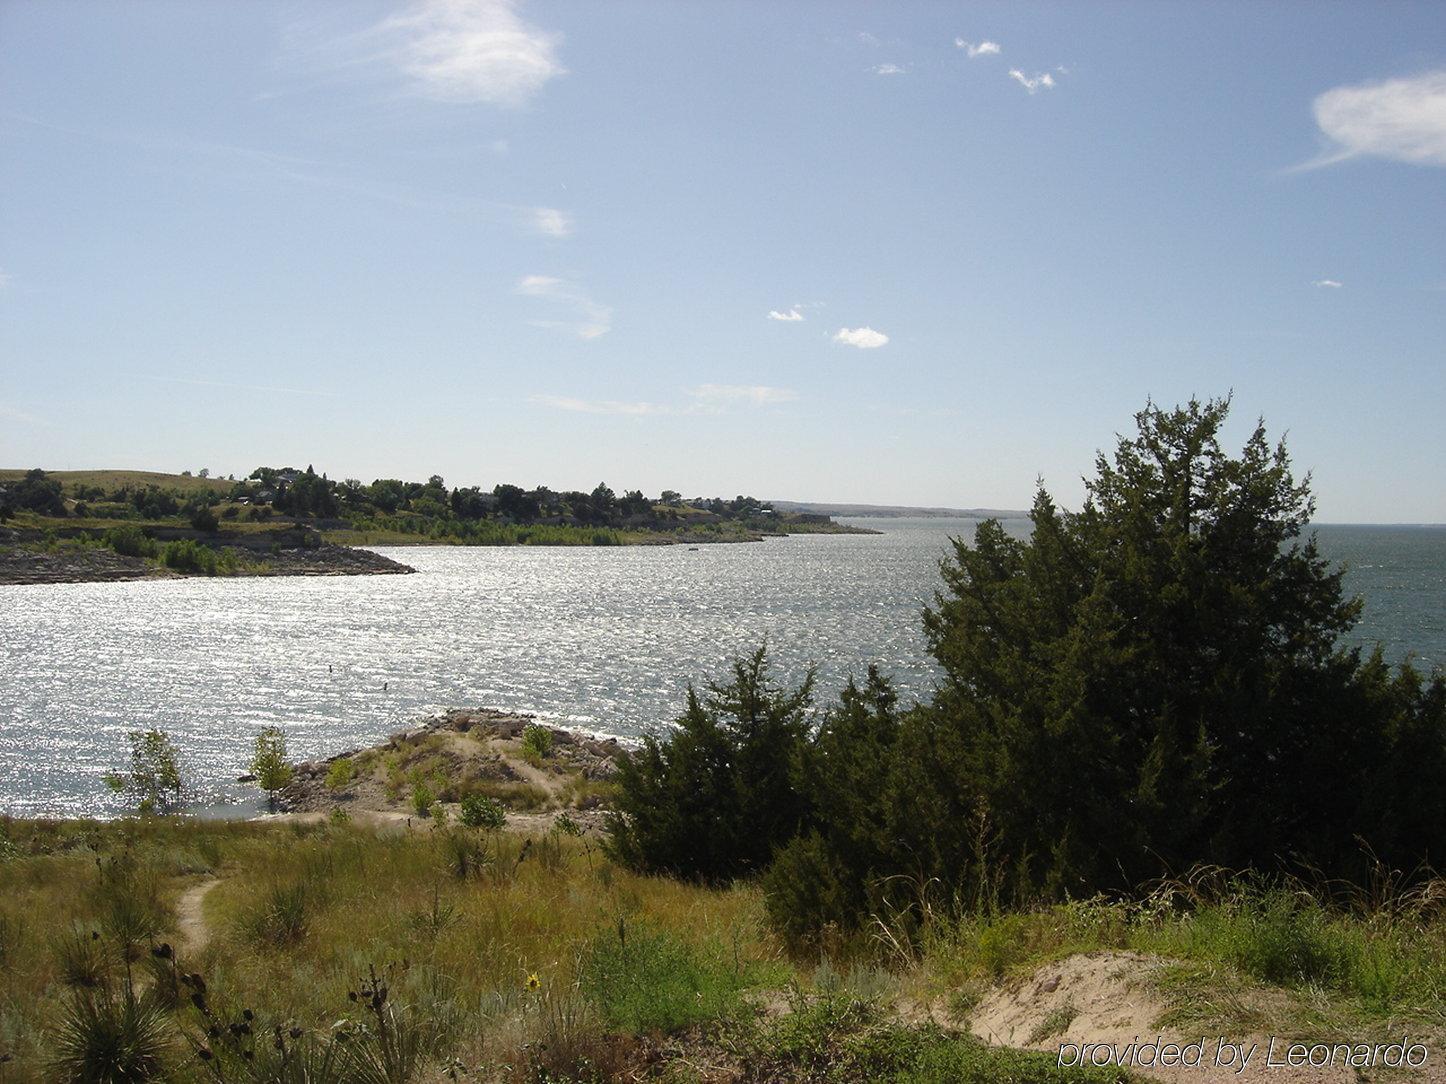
[607, 648, 814, 882]
[766, 397, 1446, 937]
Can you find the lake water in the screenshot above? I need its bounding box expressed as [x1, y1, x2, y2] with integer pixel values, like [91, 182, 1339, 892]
[1, 519, 1442, 818]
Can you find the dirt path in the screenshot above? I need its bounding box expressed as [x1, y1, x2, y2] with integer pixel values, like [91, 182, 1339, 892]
[175, 877, 220, 954]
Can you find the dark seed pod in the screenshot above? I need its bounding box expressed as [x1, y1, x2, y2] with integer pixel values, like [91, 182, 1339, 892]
[198, 1048, 213, 1061]
[289, 1027, 302, 1040]
[243, 1008, 254, 1021]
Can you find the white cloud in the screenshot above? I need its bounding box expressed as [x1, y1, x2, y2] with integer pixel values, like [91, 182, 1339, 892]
[1307, 71, 1446, 168]
[375, 0, 565, 107]
[857, 31, 880, 46]
[1314, 279, 1344, 288]
[1009, 69, 1056, 94]
[531, 206, 573, 237]
[767, 307, 804, 322]
[691, 384, 798, 406]
[954, 38, 1000, 59]
[0, 268, 10, 289]
[516, 275, 611, 339]
[872, 63, 907, 76]
[833, 326, 889, 349]
[529, 395, 664, 415]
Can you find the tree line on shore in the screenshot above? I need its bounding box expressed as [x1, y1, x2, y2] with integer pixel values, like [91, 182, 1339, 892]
[1, 465, 788, 535]
[604, 397, 1446, 947]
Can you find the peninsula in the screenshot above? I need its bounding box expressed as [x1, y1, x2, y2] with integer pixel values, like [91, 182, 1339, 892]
[0, 467, 876, 585]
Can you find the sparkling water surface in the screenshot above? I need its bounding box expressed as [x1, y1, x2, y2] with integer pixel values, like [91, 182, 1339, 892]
[2, 519, 1441, 817]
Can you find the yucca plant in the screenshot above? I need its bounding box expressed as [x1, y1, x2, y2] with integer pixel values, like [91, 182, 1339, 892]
[50, 984, 172, 1083]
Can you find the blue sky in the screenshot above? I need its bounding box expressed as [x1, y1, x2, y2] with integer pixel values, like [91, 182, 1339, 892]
[2, 1, 1443, 521]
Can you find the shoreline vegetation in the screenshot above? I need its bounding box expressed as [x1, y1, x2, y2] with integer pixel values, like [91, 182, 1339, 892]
[0, 467, 878, 586]
[6, 399, 1445, 1083]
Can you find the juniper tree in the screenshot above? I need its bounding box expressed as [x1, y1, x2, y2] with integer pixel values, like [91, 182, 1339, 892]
[766, 397, 1445, 937]
[607, 647, 814, 882]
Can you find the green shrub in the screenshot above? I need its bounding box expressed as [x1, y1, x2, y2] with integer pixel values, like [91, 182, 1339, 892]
[459, 794, 506, 830]
[159, 538, 218, 574]
[607, 647, 814, 883]
[50, 986, 172, 1083]
[324, 757, 355, 791]
[102, 524, 156, 558]
[581, 924, 754, 1033]
[521, 723, 554, 761]
[412, 782, 435, 817]
[189, 504, 219, 533]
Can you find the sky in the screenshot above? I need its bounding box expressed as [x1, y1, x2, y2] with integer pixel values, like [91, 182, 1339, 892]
[1, 1, 1443, 522]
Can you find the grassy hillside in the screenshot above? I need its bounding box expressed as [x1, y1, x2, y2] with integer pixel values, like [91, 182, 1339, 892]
[0, 817, 1137, 1084]
[0, 469, 233, 495]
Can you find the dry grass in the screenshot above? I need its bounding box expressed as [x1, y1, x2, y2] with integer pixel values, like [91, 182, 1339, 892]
[0, 816, 784, 1082]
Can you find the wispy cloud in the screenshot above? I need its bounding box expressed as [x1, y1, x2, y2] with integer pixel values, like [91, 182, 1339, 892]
[1300, 70, 1446, 169]
[1314, 279, 1344, 288]
[954, 39, 1000, 59]
[4, 110, 568, 241]
[529, 395, 664, 415]
[872, 63, 907, 77]
[833, 326, 889, 349]
[0, 268, 11, 290]
[691, 384, 798, 406]
[531, 206, 573, 237]
[1009, 69, 1056, 94]
[0, 403, 48, 426]
[516, 274, 611, 339]
[767, 307, 804, 322]
[372, 0, 566, 107]
[531, 384, 799, 417]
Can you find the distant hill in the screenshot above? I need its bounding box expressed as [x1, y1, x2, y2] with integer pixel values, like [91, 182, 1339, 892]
[0, 469, 232, 495]
[768, 500, 1029, 519]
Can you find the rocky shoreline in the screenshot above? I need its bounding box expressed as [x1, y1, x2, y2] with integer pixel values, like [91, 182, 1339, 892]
[0, 540, 413, 585]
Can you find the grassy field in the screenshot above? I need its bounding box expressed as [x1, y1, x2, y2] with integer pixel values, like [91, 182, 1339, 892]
[0, 817, 1144, 1083]
[4, 814, 1442, 1082]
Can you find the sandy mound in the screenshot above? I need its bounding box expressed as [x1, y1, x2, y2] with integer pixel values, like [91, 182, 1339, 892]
[970, 950, 1167, 1050]
[966, 951, 1433, 1083]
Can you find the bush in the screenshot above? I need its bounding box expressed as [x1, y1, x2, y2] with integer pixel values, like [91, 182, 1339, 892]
[102, 524, 156, 558]
[324, 757, 355, 791]
[521, 723, 554, 761]
[412, 782, 435, 817]
[50, 986, 172, 1082]
[188, 504, 219, 533]
[459, 793, 506, 830]
[607, 647, 814, 883]
[159, 538, 218, 575]
[581, 923, 753, 1033]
